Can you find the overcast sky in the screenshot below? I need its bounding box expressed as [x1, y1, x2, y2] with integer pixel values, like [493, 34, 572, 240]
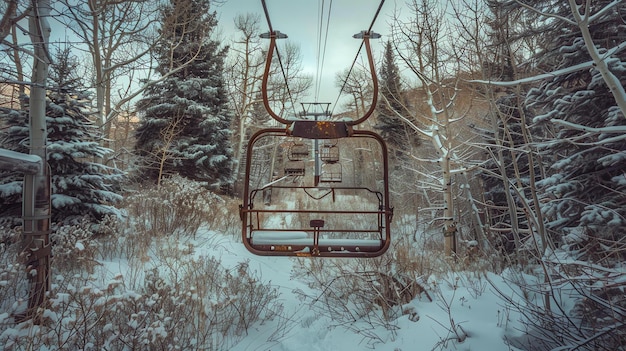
[214, 0, 405, 110]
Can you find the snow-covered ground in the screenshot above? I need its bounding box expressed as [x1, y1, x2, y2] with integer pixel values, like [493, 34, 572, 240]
[94, 227, 529, 351]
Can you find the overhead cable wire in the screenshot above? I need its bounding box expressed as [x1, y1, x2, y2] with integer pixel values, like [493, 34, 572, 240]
[331, 0, 385, 116]
[261, 0, 274, 32]
[367, 0, 385, 34]
[314, 0, 324, 101]
[320, 0, 333, 101]
[315, 0, 333, 102]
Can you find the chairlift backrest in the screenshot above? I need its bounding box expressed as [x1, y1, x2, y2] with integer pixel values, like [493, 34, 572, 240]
[289, 143, 309, 161]
[320, 163, 342, 183]
[320, 144, 339, 163]
[284, 160, 305, 176]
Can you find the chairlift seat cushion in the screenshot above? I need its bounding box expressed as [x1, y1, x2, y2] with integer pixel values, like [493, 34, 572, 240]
[250, 230, 382, 247]
[251, 230, 308, 242]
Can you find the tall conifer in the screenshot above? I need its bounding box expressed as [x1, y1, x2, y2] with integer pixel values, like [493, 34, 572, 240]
[134, 0, 234, 189]
[0, 48, 123, 224]
[376, 41, 414, 153]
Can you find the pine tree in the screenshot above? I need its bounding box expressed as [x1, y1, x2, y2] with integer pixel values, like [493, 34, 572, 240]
[526, 0, 626, 264]
[134, 0, 235, 190]
[0, 48, 123, 224]
[0, 105, 28, 226]
[375, 40, 416, 154]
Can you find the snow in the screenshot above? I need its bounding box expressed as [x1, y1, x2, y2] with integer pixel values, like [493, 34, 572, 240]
[0, 181, 22, 197]
[51, 193, 81, 207]
[0, 148, 43, 174]
[0, 149, 42, 165]
[250, 231, 383, 251]
[0, 203, 565, 351]
[80, 228, 528, 351]
[250, 230, 309, 241]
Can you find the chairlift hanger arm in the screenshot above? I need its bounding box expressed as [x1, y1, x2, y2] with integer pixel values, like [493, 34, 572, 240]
[260, 30, 291, 125]
[260, 30, 380, 128]
[347, 31, 380, 126]
[260, 0, 383, 128]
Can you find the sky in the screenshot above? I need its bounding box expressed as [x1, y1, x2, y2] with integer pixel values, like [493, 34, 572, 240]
[214, 0, 405, 108]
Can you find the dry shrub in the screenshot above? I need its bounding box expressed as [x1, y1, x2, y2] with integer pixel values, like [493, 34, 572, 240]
[0, 226, 28, 316]
[289, 209, 500, 346]
[96, 214, 151, 261]
[210, 197, 242, 239]
[0, 176, 284, 350]
[123, 176, 223, 239]
[0, 225, 21, 249]
[501, 258, 626, 351]
[0, 256, 282, 350]
[292, 235, 434, 346]
[50, 217, 101, 274]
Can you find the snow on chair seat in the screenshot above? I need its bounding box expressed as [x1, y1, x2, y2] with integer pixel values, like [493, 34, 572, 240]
[250, 230, 309, 243]
[249, 230, 384, 256]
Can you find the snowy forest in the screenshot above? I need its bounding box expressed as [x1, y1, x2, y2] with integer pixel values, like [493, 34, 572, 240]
[0, 0, 625, 350]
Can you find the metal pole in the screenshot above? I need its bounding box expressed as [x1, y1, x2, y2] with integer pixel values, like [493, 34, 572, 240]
[314, 128, 320, 186]
[21, 0, 52, 320]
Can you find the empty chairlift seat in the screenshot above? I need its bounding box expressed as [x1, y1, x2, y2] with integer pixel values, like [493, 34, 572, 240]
[320, 143, 339, 163]
[248, 217, 386, 257]
[320, 163, 342, 183]
[288, 142, 309, 160]
[284, 160, 305, 176]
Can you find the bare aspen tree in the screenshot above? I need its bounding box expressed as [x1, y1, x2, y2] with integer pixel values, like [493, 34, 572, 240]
[388, 0, 474, 257]
[451, 0, 543, 258]
[225, 21, 312, 192]
[225, 13, 266, 189]
[155, 115, 186, 187]
[22, 0, 52, 317]
[108, 108, 138, 171]
[0, 0, 27, 44]
[57, 0, 159, 146]
[0, 1, 29, 108]
[335, 64, 374, 124]
[266, 41, 312, 116]
[57, 0, 215, 164]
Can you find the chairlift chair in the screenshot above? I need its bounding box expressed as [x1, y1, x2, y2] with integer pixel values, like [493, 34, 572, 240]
[320, 162, 342, 183]
[240, 21, 391, 258]
[284, 160, 305, 176]
[288, 142, 309, 161]
[320, 142, 340, 163]
[240, 128, 392, 257]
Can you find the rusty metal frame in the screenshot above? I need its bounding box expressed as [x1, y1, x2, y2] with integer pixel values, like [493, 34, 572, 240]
[260, 30, 379, 127]
[288, 142, 310, 160]
[320, 143, 340, 163]
[240, 129, 393, 257]
[242, 25, 388, 257]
